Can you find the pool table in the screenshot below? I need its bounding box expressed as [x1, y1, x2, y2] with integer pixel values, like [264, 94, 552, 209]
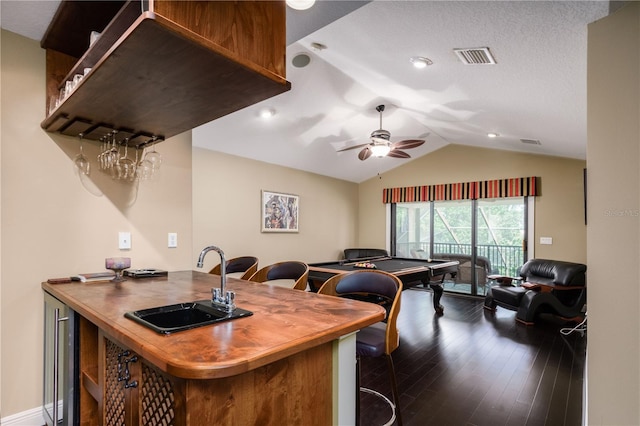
[308, 257, 460, 314]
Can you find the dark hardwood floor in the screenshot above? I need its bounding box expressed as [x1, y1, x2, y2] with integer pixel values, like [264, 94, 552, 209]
[359, 288, 587, 426]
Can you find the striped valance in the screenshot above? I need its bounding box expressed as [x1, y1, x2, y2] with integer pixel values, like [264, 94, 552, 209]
[383, 177, 539, 203]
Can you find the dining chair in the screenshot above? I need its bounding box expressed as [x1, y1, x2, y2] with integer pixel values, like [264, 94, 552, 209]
[318, 270, 403, 425]
[209, 256, 259, 280]
[247, 261, 309, 290]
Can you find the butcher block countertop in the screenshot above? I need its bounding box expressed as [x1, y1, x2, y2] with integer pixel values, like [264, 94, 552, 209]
[42, 271, 385, 380]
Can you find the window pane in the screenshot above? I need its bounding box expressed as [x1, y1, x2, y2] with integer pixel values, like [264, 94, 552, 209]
[395, 202, 430, 258]
[477, 197, 525, 278]
[392, 197, 527, 297]
[433, 200, 472, 255]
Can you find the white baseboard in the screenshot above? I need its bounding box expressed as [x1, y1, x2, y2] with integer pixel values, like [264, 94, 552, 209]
[1, 406, 46, 426]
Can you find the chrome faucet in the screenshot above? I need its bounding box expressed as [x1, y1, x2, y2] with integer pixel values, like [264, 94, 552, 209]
[197, 245, 235, 312]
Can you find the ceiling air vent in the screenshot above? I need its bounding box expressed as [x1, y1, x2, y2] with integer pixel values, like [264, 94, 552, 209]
[520, 138, 542, 145]
[453, 47, 496, 65]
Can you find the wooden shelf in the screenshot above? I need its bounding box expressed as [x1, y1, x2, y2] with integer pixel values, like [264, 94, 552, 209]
[40, 1, 127, 58]
[82, 370, 101, 402]
[41, 1, 290, 144]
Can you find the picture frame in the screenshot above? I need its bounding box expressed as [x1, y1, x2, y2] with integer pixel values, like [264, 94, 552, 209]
[261, 190, 299, 233]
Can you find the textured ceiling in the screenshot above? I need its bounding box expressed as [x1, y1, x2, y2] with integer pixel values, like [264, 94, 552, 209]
[2, 1, 610, 183]
[195, 1, 609, 182]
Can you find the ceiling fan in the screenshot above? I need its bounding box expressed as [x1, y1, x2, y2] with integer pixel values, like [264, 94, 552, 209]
[338, 105, 425, 160]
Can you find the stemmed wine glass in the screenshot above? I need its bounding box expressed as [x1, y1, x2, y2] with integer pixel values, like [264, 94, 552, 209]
[144, 137, 162, 172]
[73, 133, 90, 176]
[136, 146, 154, 180]
[108, 132, 120, 171]
[118, 141, 136, 182]
[98, 136, 106, 170]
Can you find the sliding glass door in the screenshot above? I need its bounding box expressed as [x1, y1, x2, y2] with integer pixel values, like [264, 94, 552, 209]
[393, 197, 527, 296]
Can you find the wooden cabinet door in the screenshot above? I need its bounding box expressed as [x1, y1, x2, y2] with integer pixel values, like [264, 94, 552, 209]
[103, 338, 139, 425]
[102, 335, 184, 425]
[139, 362, 185, 425]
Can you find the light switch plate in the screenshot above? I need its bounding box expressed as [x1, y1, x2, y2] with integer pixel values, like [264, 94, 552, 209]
[168, 232, 178, 248]
[119, 232, 132, 250]
[540, 237, 553, 245]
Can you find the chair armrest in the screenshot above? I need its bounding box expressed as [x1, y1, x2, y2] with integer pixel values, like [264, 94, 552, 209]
[522, 281, 584, 293]
[488, 275, 522, 286]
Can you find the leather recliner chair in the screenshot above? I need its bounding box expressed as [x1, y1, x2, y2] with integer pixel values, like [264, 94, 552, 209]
[484, 258, 587, 325]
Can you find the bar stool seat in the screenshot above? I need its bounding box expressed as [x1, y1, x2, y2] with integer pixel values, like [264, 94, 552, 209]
[209, 256, 258, 281]
[318, 270, 403, 425]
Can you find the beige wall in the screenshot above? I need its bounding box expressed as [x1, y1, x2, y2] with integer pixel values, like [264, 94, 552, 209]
[587, 3, 640, 424]
[1, 30, 193, 417]
[358, 144, 587, 263]
[192, 147, 359, 271]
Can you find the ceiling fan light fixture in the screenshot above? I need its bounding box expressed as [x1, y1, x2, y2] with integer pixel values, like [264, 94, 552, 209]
[340, 104, 424, 161]
[410, 56, 433, 69]
[286, 0, 315, 10]
[370, 129, 391, 142]
[370, 143, 391, 157]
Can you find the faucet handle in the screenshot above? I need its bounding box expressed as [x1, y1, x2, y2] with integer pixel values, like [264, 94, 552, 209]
[225, 291, 236, 311]
[212, 288, 222, 303]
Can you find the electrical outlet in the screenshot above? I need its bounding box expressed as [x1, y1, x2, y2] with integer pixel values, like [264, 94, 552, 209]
[119, 232, 132, 250]
[168, 232, 178, 248]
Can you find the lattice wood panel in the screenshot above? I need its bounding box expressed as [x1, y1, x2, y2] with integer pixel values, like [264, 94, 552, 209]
[140, 362, 176, 426]
[104, 339, 126, 426]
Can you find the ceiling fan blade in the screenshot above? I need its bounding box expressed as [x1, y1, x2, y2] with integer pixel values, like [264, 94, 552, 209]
[387, 149, 411, 159]
[391, 139, 425, 150]
[337, 142, 371, 152]
[358, 147, 372, 161]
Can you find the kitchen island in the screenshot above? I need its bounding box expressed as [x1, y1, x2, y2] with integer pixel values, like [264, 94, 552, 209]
[43, 271, 384, 425]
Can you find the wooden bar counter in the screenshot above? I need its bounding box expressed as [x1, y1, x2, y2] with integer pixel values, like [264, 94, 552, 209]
[43, 271, 384, 425]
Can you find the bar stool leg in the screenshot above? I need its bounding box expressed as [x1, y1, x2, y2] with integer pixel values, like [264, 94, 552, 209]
[386, 354, 402, 426]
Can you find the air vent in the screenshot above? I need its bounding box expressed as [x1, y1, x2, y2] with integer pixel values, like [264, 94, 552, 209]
[520, 138, 542, 145]
[453, 47, 496, 65]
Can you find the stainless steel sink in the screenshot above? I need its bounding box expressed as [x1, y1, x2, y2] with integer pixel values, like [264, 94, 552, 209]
[125, 300, 252, 334]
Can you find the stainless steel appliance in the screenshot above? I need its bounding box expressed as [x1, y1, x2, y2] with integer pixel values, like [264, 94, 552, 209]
[43, 291, 78, 425]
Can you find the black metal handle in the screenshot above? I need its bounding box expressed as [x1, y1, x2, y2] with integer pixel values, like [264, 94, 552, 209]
[117, 350, 138, 388]
[124, 355, 138, 389]
[117, 350, 130, 382]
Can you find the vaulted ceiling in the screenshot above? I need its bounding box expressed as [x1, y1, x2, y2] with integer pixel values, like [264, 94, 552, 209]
[2, 1, 610, 182]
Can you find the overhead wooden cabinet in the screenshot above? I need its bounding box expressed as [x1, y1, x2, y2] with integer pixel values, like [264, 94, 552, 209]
[41, 0, 290, 145]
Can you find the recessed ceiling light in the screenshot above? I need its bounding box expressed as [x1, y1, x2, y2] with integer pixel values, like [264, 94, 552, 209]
[286, 0, 315, 10]
[410, 56, 433, 69]
[487, 132, 499, 138]
[259, 108, 276, 119]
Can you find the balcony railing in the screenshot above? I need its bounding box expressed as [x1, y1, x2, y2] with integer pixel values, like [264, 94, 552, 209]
[396, 242, 524, 277]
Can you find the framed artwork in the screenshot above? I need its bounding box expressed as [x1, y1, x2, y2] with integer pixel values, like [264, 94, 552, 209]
[261, 190, 299, 233]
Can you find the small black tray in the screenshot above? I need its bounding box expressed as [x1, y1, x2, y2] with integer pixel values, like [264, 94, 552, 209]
[124, 269, 168, 278]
